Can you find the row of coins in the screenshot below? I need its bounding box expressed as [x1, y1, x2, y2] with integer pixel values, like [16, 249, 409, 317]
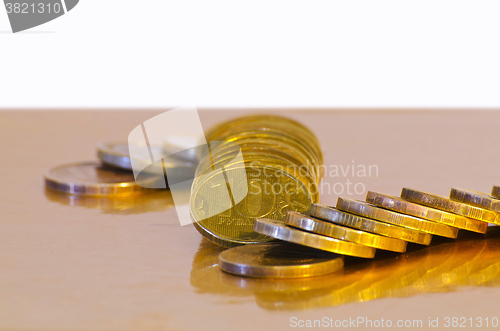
[219, 186, 500, 279]
[190, 115, 324, 248]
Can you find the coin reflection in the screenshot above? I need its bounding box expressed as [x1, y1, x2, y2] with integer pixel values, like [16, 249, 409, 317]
[45, 188, 174, 214]
[190, 238, 253, 298]
[191, 226, 500, 311]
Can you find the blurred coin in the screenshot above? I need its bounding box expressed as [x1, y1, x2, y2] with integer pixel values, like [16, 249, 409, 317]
[162, 134, 200, 162]
[218, 242, 344, 278]
[336, 198, 458, 238]
[285, 211, 407, 252]
[44, 161, 160, 197]
[401, 188, 496, 223]
[310, 204, 432, 245]
[367, 191, 488, 234]
[254, 218, 376, 258]
[97, 142, 196, 181]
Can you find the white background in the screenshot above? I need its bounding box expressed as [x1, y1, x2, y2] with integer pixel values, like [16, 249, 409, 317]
[1, 0, 500, 109]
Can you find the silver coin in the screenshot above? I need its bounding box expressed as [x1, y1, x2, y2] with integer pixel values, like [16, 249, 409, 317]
[97, 142, 197, 182]
[44, 161, 160, 197]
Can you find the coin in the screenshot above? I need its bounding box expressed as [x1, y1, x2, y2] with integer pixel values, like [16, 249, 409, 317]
[199, 138, 319, 183]
[193, 156, 319, 203]
[162, 134, 200, 162]
[285, 211, 407, 252]
[192, 115, 323, 248]
[218, 132, 321, 179]
[191, 164, 314, 247]
[336, 198, 459, 238]
[367, 191, 488, 234]
[492, 185, 500, 200]
[44, 161, 160, 197]
[401, 188, 496, 224]
[218, 242, 344, 278]
[449, 188, 500, 226]
[97, 142, 196, 182]
[310, 204, 432, 245]
[206, 117, 323, 167]
[197, 143, 317, 184]
[254, 218, 376, 258]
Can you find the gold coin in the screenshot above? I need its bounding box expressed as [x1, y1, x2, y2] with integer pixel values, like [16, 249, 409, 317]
[401, 188, 496, 224]
[449, 188, 500, 225]
[193, 156, 319, 203]
[205, 115, 322, 158]
[208, 129, 321, 178]
[310, 204, 432, 245]
[204, 137, 320, 182]
[197, 143, 317, 184]
[44, 161, 160, 197]
[336, 198, 459, 238]
[367, 191, 488, 234]
[254, 218, 376, 258]
[218, 242, 344, 278]
[191, 164, 314, 247]
[206, 119, 322, 167]
[285, 211, 407, 252]
[225, 132, 321, 177]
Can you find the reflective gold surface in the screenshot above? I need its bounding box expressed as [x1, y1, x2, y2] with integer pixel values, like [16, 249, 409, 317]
[3, 110, 500, 331]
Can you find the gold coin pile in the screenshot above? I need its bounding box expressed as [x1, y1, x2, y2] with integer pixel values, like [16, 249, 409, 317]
[190, 115, 323, 248]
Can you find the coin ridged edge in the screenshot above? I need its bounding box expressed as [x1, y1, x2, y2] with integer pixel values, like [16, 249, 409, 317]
[310, 204, 432, 245]
[285, 212, 407, 253]
[254, 218, 376, 258]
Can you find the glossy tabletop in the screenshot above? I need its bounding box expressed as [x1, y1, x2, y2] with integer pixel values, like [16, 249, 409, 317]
[1, 110, 500, 331]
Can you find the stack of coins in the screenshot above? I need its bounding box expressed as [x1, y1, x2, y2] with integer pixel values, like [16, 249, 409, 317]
[221, 184, 500, 279]
[190, 115, 323, 248]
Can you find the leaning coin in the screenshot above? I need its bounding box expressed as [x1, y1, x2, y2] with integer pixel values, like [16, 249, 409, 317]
[310, 204, 432, 245]
[218, 242, 344, 278]
[336, 198, 458, 238]
[449, 188, 500, 225]
[401, 188, 496, 224]
[450, 188, 500, 213]
[367, 191, 488, 234]
[254, 218, 376, 258]
[285, 211, 407, 252]
[44, 161, 160, 197]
